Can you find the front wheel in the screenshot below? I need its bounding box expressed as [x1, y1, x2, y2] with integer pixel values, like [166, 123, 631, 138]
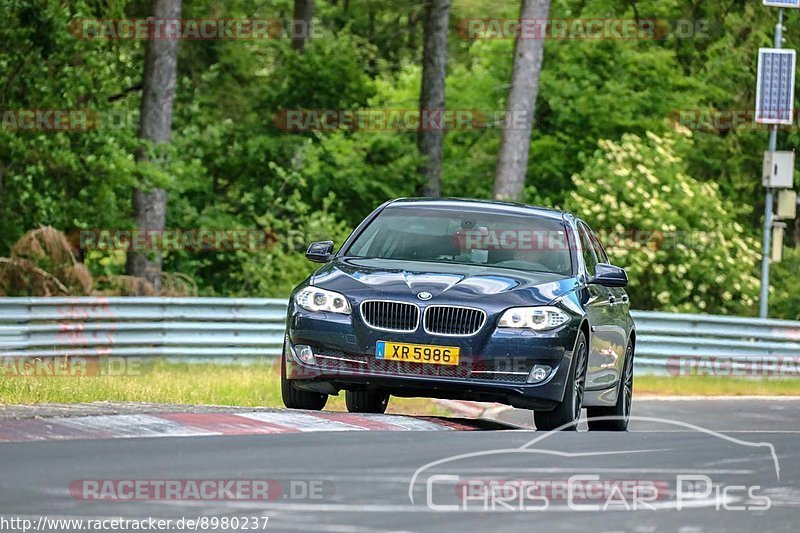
[345, 389, 390, 414]
[534, 331, 588, 431]
[587, 340, 634, 431]
[281, 350, 328, 411]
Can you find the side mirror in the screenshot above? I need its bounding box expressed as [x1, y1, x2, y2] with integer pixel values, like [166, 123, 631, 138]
[589, 263, 628, 287]
[306, 241, 335, 263]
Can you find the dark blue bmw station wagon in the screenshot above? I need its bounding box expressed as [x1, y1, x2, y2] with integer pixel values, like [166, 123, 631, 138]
[282, 198, 635, 431]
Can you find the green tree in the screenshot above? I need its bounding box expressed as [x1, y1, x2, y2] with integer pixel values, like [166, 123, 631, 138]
[566, 131, 760, 314]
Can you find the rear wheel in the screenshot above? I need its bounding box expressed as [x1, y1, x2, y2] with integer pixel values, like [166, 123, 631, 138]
[587, 341, 634, 431]
[534, 331, 587, 431]
[281, 349, 328, 411]
[346, 389, 390, 414]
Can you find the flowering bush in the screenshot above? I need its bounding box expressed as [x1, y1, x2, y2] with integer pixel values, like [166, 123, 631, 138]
[566, 132, 760, 314]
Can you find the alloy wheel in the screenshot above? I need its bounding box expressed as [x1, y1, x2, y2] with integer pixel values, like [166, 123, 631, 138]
[572, 338, 587, 422]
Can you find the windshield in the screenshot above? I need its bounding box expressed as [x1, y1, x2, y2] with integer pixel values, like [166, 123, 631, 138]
[345, 206, 573, 276]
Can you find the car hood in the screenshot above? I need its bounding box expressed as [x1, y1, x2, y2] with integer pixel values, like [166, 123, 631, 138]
[309, 257, 579, 306]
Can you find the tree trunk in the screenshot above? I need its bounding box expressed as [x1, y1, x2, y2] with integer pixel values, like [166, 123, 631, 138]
[0, 164, 4, 226]
[407, 9, 421, 53]
[291, 0, 315, 52]
[493, 0, 550, 201]
[126, 0, 181, 294]
[417, 0, 450, 197]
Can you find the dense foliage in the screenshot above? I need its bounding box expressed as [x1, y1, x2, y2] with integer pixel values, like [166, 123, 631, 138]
[1, 0, 798, 317]
[565, 132, 760, 314]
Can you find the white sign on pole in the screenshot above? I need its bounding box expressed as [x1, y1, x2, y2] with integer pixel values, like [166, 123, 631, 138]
[755, 48, 796, 124]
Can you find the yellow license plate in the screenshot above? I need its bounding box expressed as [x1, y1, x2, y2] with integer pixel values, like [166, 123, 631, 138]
[376, 341, 460, 366]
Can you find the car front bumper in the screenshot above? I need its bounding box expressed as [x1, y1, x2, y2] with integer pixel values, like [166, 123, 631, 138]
[284, 308, 581, 410]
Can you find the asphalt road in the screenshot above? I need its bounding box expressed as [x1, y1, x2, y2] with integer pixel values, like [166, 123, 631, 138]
[1, 399, 798, 532]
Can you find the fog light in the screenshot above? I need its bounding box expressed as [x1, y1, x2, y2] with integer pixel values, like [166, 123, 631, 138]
[528, 365, 551, 384]
[295, 345, 316, 364]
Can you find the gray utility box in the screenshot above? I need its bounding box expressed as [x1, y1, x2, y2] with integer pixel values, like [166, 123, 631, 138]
[763, 151, 795, 188]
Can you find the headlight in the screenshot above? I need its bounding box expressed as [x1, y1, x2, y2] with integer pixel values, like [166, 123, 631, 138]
[498, 306, 570, 331]
[295, 287, 352, 314]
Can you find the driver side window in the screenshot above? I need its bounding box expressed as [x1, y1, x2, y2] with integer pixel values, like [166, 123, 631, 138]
[578, 223, 598, 277]
[588, 229, 609, 265]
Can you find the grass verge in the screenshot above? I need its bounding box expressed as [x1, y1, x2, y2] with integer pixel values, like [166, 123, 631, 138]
[0, 360, 448, 416]
[636, 376, 800, 396]
[2, 360, 798, 414]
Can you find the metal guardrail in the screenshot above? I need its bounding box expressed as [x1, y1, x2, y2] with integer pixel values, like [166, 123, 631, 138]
[631, 310, 800, 375]
[1, 298, 799, 375]
[0, 297, 287, 359]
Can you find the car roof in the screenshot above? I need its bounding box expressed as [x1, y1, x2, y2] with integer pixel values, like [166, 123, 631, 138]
[385, 197, 569, 221]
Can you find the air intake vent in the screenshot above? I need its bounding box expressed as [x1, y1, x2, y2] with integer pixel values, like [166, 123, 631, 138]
[423, 306, 486, 336]
[360, 301, 420, 332]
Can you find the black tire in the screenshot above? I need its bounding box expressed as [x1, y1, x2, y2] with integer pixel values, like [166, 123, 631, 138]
[587, 340, 634, 431]
[345, 389, 389, 414]
[534, 330, 588, 431]
[281, 350, 328, 411]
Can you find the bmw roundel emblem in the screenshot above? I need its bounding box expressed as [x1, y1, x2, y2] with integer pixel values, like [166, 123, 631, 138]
[417, 292, 432, 301]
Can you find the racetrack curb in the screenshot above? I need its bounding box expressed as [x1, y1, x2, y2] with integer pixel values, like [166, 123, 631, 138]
[0, 407, 509, 443]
